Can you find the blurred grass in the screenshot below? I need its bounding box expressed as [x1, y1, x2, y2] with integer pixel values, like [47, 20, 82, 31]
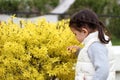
[111, 36, 120, 45]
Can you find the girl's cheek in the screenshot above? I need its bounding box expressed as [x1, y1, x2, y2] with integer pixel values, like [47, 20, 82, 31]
[76, 37, 82, 42]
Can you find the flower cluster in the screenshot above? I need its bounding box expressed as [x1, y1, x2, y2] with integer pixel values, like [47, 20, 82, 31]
[0, 18, 82, 80]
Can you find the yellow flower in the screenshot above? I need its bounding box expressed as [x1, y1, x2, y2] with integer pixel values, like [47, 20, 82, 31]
[0, 18, 81, 80]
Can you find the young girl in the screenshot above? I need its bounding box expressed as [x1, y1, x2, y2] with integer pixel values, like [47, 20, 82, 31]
[68, 9, 115, 80]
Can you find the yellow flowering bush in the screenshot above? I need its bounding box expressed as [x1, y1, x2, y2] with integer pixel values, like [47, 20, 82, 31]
[0, 18, 82, 80]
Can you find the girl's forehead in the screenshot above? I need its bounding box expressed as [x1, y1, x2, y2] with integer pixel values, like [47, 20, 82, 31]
[70, 23, 79, 29]
[70, 27, 80, 32]
[70, 27, 77, 32]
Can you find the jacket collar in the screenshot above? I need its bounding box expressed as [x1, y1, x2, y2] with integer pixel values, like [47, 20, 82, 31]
[82, 31, 99, 45]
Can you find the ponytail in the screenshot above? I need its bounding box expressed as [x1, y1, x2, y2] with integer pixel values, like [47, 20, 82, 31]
[98, 21, 110, 44]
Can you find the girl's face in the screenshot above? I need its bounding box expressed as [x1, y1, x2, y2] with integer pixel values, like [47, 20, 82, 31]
[70, 27, 88, 43]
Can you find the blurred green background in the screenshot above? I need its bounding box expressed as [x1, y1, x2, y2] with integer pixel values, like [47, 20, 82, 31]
[0, 0, 59, 17]
[0, 0, 120, 45]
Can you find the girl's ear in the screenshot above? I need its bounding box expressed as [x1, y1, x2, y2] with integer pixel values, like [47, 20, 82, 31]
[81, 27, 89, 36]
[81, 27, 88, 34]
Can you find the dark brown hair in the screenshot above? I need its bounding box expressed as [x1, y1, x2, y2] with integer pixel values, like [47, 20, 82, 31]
[69, 9, 110, 44]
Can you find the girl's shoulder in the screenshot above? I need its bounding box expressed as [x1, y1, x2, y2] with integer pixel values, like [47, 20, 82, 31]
[90, 41, 106, 47]
[87, 42, 108, 62]
[88, 41, 107, 54]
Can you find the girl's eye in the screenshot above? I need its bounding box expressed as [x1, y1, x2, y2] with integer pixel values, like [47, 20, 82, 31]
[74, 33, 77, 35]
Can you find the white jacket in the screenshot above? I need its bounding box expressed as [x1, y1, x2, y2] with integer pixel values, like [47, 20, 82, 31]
[75, 31, 115, 80]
